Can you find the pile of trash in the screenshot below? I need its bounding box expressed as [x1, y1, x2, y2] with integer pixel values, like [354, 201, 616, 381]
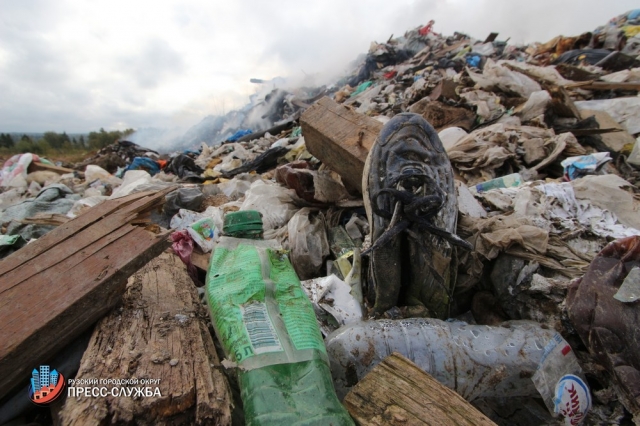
[3, 10, 640, 426]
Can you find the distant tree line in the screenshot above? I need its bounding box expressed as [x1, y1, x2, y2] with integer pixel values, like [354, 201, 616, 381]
[0, 128, 135, 155]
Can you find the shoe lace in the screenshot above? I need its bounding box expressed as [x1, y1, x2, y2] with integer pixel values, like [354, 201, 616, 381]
[362, 173, 473, 256]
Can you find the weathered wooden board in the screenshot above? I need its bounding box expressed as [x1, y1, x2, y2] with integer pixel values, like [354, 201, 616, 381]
[0, 188, 172, 277]
[565, 81, 640, 91]
[344, 352, 496, 426]
[0, 190, 172, 401]
[59, 253, 232, 425]
[27, 161, 76, 176]
[301, 97, 382, 192]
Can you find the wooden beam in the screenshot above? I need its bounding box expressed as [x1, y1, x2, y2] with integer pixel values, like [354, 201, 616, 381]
[344, 352, 496, 426]
[301, 97, 382, 192]
[27, 161, 77, 175]
[59, 253, 232, 425]
[0, 190, 172, 401]
[565, 80, 640, 91]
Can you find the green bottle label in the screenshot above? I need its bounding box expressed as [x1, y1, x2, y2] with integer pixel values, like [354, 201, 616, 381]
[206, 238, 326, 370]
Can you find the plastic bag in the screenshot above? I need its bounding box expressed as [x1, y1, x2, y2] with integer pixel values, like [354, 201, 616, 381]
[629, 137, 640, 167]
[217, 173, 260, 199]
[84, 165, 122, 186]
[240, 180, 299, 230]
[171, 230, 200, 285]
[439, 127, 468, 151]
[288, 208, 329, 280]
[471, 42, 495, 56]
[108, 170, 152, 199]
[575, 97, 640, 134]
[66, 196, 109, 218]
[468, 59, 541, 98]
[164, 187, 204, 217]
[518, 90, 552, 122]
[301, 274, 363, 328]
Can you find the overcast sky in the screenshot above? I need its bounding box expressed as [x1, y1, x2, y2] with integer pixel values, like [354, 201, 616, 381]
[0, 0, 637, 134]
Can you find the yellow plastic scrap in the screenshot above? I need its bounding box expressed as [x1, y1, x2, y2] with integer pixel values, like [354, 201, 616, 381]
[623, 25, 640, 38]
[207, 157, 223, 168]
[203, 168, 221, 179]
[335, 250, 354, 279]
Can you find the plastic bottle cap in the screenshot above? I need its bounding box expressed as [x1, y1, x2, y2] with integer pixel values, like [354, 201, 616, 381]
[223, 210, 264, 239]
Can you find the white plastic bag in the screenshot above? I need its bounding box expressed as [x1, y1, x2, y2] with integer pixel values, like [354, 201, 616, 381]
[109, 170, 152, 199]
[66, 195, 109, 218]
[84, 165, 122, 186]
[240, 180, 299, 230]
[468, 59, 541, 98]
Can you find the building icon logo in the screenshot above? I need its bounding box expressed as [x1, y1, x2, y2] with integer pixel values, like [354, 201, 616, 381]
[28, 365, 65, 405]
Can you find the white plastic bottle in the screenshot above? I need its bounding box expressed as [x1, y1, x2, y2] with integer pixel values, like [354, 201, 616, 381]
[326, 318, 590, 423]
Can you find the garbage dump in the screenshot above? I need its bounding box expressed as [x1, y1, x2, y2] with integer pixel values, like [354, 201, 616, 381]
[3, 9, 640, 426]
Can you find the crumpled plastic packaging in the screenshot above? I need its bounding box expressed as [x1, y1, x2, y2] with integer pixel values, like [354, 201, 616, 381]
[301, 274, 363, 330]
[217, 173, 261, 199]
[164, 187, 204, 217]
[0, 153, 50, 187]
[171, 230, 200, 285]
[187, 217, 216, 253]
[575, 97, 640, 134]
[561, 152, 611, 180]
[288, 208, 329, 280]
[240, 180, 299, 230]
[66, 195, 109, 218]
[467, 59, 542, 98]
[84, 165, 122, 186]
[518, 90, 552, 122]
[567, 236, 640, 420]
[108, 170, 152, 199]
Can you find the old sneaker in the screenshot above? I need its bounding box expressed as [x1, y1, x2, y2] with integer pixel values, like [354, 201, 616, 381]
[362, 113, 472, 318]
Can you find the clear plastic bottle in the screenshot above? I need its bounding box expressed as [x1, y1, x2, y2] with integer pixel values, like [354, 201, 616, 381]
[325, 318, 589, 420]
[469, 172, 523, 193]
[206, 211, 353, 426]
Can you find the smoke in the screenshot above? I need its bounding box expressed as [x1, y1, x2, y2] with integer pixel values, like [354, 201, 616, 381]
[69, 0, 636, 151]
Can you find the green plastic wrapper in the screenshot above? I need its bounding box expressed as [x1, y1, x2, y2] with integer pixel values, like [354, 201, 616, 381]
[206, 236, 354, 426]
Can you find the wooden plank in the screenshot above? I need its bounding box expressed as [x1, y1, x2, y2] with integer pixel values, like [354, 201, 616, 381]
[0, 226, 169, 401]
[344, 352, 496, 426]
[0, 210, 138, 293]
[0, 189, 172, 276]
[19, 213, 70, 226]
[301, 96, 382, 192]
[28, 161, 76, 175]
[59, 253, 232, 425]
[0, 188, 172, 294]
[191, 250, 211, 272]
[565, 80, 640, 91]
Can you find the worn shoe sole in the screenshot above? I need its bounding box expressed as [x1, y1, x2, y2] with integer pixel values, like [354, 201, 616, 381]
[363, 113, 460, 318]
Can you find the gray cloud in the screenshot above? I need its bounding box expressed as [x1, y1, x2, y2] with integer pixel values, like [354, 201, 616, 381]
[120, 38, 186, 89]
[0, 0, 638, 133]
